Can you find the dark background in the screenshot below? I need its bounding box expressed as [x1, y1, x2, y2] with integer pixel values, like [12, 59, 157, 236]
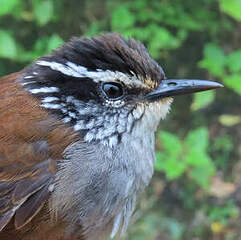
[0, 0, 241, 239]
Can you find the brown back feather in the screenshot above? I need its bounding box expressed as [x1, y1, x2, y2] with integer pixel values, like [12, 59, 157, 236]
[0, 72, 79, 238]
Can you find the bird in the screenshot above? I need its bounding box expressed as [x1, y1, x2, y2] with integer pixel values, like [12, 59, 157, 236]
[0, 33, 222, 240]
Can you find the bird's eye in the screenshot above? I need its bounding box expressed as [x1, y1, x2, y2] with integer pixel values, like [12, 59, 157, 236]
[101, 82, 124, 100]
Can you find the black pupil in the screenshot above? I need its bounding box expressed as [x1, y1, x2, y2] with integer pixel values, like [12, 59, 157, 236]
[102, 82, 123, 99]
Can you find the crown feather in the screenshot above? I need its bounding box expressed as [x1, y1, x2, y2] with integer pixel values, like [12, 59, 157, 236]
[43, 33, 165, 87]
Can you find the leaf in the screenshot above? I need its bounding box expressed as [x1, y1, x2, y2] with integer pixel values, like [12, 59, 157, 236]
[111, 5, 135, 30]
[155, 151, 168, 171]
[191, 91, 215, 111]
[33, 36, 49, 56]
[0, 0, 19, 16]
[220, 0, 241, 21]
[189, 161, 216, 189]
[158, 131, 182, 156]
[164, 156, 186, 179]
[184, 127, 209, 151]
[185, 148, 210, 166]
[0, 30, 17, 59]
[223, 74, 241, 94]
[212, 135, 233, 152]
[199, 43, 226, 77]
[219, 114, 241, 126]
[208, 201, 239, 224]
[155, 152, 186, 179]
[184, 127, 215, 188]
[148, 26, 180, 57]
[168, 219, 184, 239]
[84, 24, 100, 37]
[47, 34, 64, 52]
[33, 0, 54, 26]
[227, 49, 241, 72]
[131, 0, 147, 10]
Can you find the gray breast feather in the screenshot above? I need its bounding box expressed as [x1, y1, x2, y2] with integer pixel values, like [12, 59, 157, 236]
[51, 136, 154, 239]
[50, 100, 172, 239]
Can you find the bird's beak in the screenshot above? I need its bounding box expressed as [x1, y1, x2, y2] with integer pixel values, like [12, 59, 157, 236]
[145, 79, 223, 101]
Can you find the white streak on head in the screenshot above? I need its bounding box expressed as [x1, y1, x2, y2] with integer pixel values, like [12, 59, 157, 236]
[74, 122, 84, 131]
[85, 119, 95, 129]
[24, 75, 34, 79]
[63, 117, 71, 123]
[61, 108, 67, 113]
[29, 87, 59, 94]
[42, 96, 59, 103]
[36, 60, 89, 78]
[21, 81, 36, 86]
[84, 130, 95, 142]
[36, 60, 143, 86]
[68, 112, 76, 119]
[41, 103, 62, 109]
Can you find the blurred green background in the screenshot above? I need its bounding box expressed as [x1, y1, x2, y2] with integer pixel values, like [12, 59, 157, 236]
[0, 0, 241, 239]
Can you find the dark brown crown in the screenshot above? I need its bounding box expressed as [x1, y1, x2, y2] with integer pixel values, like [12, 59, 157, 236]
[39, 33, 165, 87]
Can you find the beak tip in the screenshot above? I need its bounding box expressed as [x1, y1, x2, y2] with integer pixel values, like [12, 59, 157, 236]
[216, 82, 224, 88]
[208, 82, 224, 91]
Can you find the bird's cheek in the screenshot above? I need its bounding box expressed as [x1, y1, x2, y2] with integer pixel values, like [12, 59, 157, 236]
[147, 97, 173, 121]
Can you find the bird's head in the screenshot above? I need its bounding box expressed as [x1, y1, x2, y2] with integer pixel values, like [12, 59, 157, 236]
[22, 33, 222, 147]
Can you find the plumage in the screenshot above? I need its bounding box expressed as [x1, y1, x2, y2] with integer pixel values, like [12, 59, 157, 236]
[0, 33, 222, 240]
[0, 73, 79, 239]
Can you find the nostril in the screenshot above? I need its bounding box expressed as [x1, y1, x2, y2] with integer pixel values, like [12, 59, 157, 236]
[167, 82, 177, 86]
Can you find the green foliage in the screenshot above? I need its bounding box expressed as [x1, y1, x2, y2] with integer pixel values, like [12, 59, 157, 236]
[88, 0, 218, 58]
[211, 134, 233, 169]
[227, 50, 241, 72]
[0, 0, 20, 16]
[47, 34, 64, 51]
[199, 43, 226, 77]
[220, 0, 241, 21]
[33, 0, 54, 26]
[0, 0, 63, 66]
[155, 127, 216, 189]
[219, 114, 241, 126]
[191, 91, 216, 111]
[223, 74, 241, 93]
[111, 5, 135, 31]
[0, 30, 17, 59]
[205, 200, 239, 225]
[33, 34, 64, 56]
[128, 212, 185, 240]
[200, 43, 241, 94]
